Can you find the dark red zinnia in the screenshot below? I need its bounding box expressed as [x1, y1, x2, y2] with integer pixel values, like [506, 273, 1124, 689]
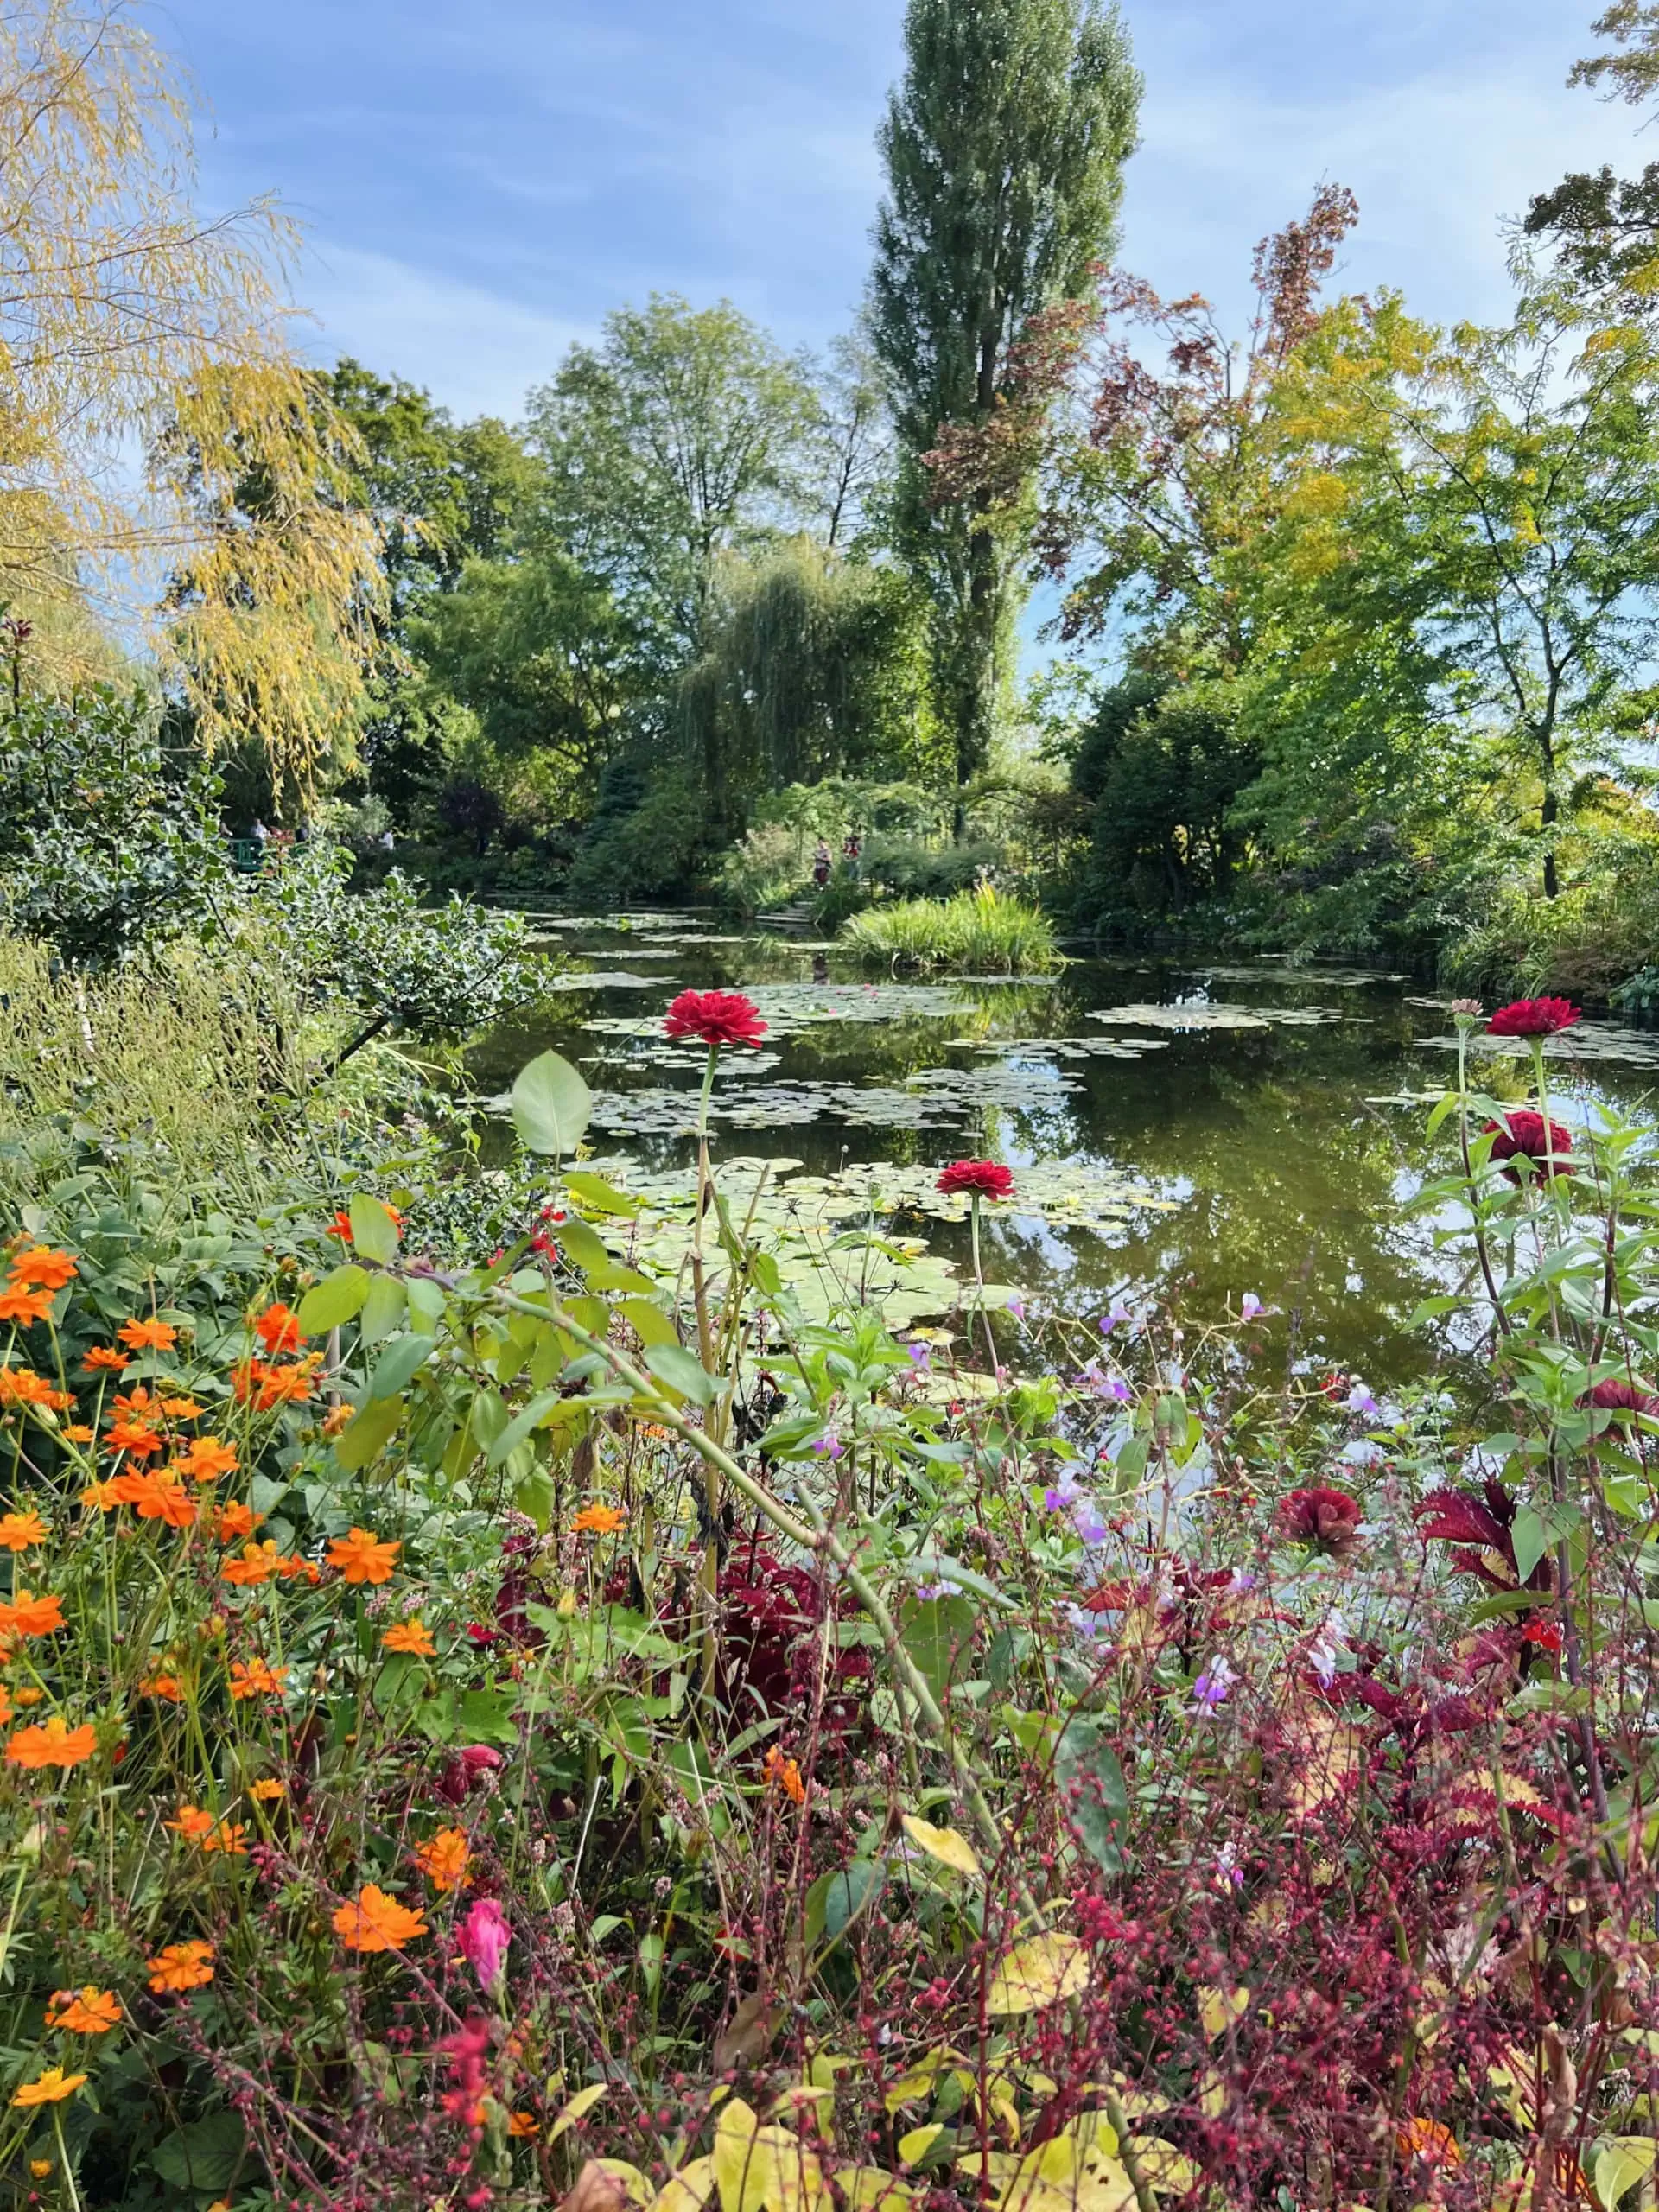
[1275, 1486, 1363, 1554]
[1483, 1110, 1573, 1182]
[1584, 1376, 1659, 1428]
[664, 989, 768, 1050]
[936, 1159, 1015, 1202]
[1487, 996, 1581, 1038]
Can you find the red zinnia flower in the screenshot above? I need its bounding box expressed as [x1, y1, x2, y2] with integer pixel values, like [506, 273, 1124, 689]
[1487, 997, 1581, 1038]
[1275, 1486, 1363, 1554]
[1584, 1376, 1659, 1428]
[1483, 1111, 1573, 1182]
[936, 1160, 1015, 1202]
[663, 990, 767, 1050]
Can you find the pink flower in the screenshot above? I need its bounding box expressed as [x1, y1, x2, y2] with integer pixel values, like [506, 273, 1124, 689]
[1483, 1111, 1573, 1183]
[1487, 997, 1581, 1039]
[936, 1160, 1015, 1202]
[458, 1897, 512, 1992]
[664, 990, 767, 1049]
[436, 1745, 504, 1804]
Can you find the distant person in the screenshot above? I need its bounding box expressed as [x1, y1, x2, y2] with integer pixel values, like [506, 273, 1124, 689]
[812, 837, 831, 890]
[379, 827, 395, 853]
[250, 818, 269, 849]
[842, 831, 862, 880]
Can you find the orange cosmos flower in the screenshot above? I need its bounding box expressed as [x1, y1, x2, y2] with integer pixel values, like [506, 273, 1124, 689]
[166, 1803, 216, 1840]
[146, 1941, 213, 1993]
[116, 1319, 177, 1351]
[1395, 2119, 1461, 2168]
[6, 1716, 95, 1769]
[227, 1657, 287, 1701]
[0, 1285, 54, 1326]
[8, 1688, 34, 1708]
[411, 1827, 472, 1894]
[175, 1436, 238, 1483]
[45, 1987, 120, 2034]
[321, 1402, 352, 1438]
[252, 1302, 304, 1356]
[80, 1346, 128, 1373]
[11, 2067, 86, 2107]
[138, 1673, 183, 1702]
[0, 1591, 63, 1638]
[111, 1384, 159, 1420]
[571, 1504, 626, 1536]
[0, 1511, 47, 1551]
[382, 1618, 436, 1656]
[508, 2113, 539, 2139]
[762, 1746, 806, 1805]
[201, 1821, 246, 1856]
[0, 1690, 13, 1726]
[62, 1425, 94, 1446]
[211, 1502, 263, 1543]
[157, 1395, 202, 1421]
[8, 1248, 77, 1293]
[276, 1552, 320, 1584]
[0, 1369, 71, 1410]
[332, 1884, 427, 1953]
[327, 1528, 400, 1585]
[221, 1541, 281, 1587]
[78, 1479, 123, 1513]
[325, 1210, 353, 1243]
[249, 1778, 286, 1802]
[125, 1474, 196, 1528]
[104, 1419, 162, 1459]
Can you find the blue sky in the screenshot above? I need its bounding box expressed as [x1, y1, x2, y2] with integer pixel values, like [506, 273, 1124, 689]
[163, 0, 1650, 424]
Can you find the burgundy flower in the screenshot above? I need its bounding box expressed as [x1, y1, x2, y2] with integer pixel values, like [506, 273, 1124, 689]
[1274, 1486, 1363, 1554]
[1487, 996, 1581, 1038]
[435, 1745, 504, 1804]
[936, 1159, 1016, 1202]
[1483, 1110, 1573, 1182]
[664, 989, 767, 1049]
[1416, 1480, 1550, 1592]
[1584, 1376, 1659, 1429]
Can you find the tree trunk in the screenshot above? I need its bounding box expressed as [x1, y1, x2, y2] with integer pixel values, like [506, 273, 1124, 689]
[1541, 785, 1559, 900]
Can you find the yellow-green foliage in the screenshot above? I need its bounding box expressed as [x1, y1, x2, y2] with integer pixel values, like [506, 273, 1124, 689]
[838, 883, 1061, 973]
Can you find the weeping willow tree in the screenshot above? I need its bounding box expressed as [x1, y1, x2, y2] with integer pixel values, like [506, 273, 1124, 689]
[0, 0, 379, 785]
[677, 541, 940, 835]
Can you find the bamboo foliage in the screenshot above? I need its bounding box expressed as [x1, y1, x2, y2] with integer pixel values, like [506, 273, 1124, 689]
[0, 0, 380, 779]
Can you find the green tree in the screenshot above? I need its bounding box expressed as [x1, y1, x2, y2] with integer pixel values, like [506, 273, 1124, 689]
[870, 0, 1140, 789]
[525, 296, 820, 660]
[1071, 678, 1257, 920]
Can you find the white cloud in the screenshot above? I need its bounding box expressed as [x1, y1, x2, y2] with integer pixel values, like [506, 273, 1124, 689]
[295, 243, 594, 420]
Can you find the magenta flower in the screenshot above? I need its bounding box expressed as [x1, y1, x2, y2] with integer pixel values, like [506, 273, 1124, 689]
[458, 1897, 512, 1993]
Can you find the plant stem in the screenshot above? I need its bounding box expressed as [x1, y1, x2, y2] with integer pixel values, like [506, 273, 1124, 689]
[690, 1044, 721, 1698]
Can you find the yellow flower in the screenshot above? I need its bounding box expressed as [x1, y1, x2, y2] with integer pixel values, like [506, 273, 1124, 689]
[11, 2066, 86, 2107]
[249, 1778, 286, 1802]
[572, 1503, 626, 1536]
[332, 1884, 427, 1953]
[382, 1618, 436, 1656]
[45, 1986, 120, 2034]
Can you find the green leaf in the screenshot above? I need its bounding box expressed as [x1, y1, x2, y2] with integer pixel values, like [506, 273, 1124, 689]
[512, 1050, 593, 1156]
[645, 1344, 716, 1406]
[514, 1466, 556, 1532]
[1593, 2137, 1656, 2212]
[563, 1172, 639, 1216]
[350, 1196, 399, 1265]
[1511, 1499, 1580, 1586]
[457, 1687, 520, 1745]
[333, 1393, 405, 1471]
[368, 1333, 432, 1401]
[899, 1593, 977, 1710]
[296, 1264, 371, 1335]
[823, 1858, 885, 1942]
[1053, 1715, 1128, 1873]
[487, 1389, 564, 1465]
[359, 1273, 408, 1344]
[555, 1213, 611, 1271]
[149, 2113, 246, 2190]
[620, 1296, 680, 1349]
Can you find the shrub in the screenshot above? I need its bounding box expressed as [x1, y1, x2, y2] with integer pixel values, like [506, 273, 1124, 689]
[839, 882, 1062, 971]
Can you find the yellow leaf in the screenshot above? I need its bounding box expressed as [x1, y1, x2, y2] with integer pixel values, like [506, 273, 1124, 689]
[652, 2160, 717, 2212]
[1198, 1986, 1249, 2040]
[714, 2100, 763, 2212]
[547, 2082, 610, 2145]
[901, 1815, 982, 1879]
[987, 1931, 1090, 2016]
[751, 2123, 826, 2212]
[1125, 2140, 1203, 2196]
[1593, 2138, 1656, 2212]
[597, 2164, 653, 2209]
[831, 2174, 913, 2212]
[897, 2126, 944, 2168]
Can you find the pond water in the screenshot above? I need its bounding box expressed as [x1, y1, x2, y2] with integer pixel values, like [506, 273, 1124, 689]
[475, 911, 1659, 1388]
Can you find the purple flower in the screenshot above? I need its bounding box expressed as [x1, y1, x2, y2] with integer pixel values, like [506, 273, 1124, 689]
[912, 1580, 951, 1601]
[1007, 1300, 1027, 1321]
[1226, 1568, 1256, 1595]
[811, 1429, 843, 1459]
[459, 1898, 512, 1993]
[1071, 1496, 1109, 1548]
[1044, 1465, 1085, 1512]
[1239, 1293, 1263, 1320]
[1192, 1656, 1237, 1708]
[1098, 1302, 1133, 1336]
[1345, 1382, 1380, 1418]
[906, 1342, 931, 1372]
[1105, 1376, 1131, 1403]
[1063, 1603, 1105, 1641]
[1213, 1840, 1244, 1892]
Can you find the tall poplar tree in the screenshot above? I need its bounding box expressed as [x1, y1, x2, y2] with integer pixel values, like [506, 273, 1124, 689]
[871, 0, 1140, 790]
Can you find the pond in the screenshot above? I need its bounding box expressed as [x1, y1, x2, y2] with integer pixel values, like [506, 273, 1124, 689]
[475, 911, 1659, 1388]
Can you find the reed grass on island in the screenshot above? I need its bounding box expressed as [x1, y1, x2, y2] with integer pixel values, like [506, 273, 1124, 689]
[838, 882, 1061, 973]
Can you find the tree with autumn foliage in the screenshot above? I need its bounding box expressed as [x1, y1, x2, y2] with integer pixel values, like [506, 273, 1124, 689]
[0, 0, 379, 790]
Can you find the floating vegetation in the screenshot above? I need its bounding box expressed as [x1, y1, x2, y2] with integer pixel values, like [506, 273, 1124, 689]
[582, 980, 976, 1047]
[544, 970, 683, 992]
[586, 1058, 1092, 1138]
[1087, 1001, 1353, 1033]
[955, 1034, 1170, 1062]
[1196, 964, 1408, 988]
[1423, 1023, 1659, 1068]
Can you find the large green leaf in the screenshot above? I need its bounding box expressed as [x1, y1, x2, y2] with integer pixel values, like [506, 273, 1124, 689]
[367, 1333, 432, 1401]
[150, 2114, 245, 2190]
[899, 1594, 977, 1710]
[349, 1195, 400, 1265]
[512, 1050, 593, 1156]
[1053, 1715, 1128, 1873]
[332, 1394, 405, 1471]
[296, 1263, 370, 1335]
[645, 1344, 716, 1406]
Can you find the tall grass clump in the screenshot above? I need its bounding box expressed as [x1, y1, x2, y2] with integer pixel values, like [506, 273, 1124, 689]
[839, 881, 1061, 972]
